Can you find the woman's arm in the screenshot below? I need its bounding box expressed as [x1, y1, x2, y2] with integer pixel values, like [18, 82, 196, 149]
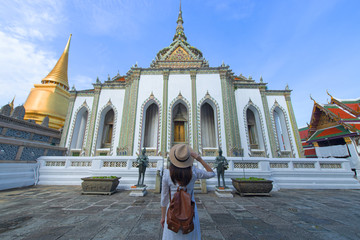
[160, 207, 166, 228]
[191, 152, 213, 172]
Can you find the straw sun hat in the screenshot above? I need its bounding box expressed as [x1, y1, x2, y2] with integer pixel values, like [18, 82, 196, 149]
[169, 144, 194, 168]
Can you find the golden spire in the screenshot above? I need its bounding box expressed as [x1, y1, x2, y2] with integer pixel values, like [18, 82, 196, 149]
[41, 34, 72, 90]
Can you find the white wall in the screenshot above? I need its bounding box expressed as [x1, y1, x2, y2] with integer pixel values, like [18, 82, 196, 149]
[167, 74, 193, 151]
[65, 96, 94, 147]
[133, 74, 164, 155]
[0, 163, 39, 191]
[267, 95, 299, 157]
[235, 88, 272, 157]
[196, 73, 227, 154]
[93, 89, 125, 156]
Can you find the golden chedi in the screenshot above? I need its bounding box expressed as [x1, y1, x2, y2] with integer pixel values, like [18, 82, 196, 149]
[24, 35, 72, 129]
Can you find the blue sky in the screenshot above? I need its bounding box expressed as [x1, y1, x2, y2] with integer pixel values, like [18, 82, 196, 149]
[0, 0, 359, 128]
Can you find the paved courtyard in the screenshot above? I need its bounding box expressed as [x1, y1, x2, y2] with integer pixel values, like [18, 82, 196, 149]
[0, 186, 359, 240]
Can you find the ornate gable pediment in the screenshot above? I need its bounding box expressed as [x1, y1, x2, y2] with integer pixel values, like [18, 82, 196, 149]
[317, 111, 337, 129]
[166, 46, 193, 61]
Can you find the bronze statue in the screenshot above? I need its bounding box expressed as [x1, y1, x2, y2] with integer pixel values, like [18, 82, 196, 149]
[136, 148, 149, 187]
[214, 148, 228, 188]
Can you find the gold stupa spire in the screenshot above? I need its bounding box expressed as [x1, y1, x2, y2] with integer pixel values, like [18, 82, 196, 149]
[41, 34, 72, 90]
[24, 35, 72, 129]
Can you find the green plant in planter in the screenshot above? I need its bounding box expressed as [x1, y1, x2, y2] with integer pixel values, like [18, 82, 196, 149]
[91, 176, 118, 179]
[235, 177, 266, 181]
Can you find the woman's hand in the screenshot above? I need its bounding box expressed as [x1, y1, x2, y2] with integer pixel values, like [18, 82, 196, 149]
[160, 217, 165, 228]
[191, 151, 201, 161]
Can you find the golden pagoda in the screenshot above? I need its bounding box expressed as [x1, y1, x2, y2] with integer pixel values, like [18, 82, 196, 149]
[24, 35, 72, 129]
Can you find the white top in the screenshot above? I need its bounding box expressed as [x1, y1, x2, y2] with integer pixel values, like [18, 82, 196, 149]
[161, 167, 215, 207]
[161, 167, 215, 240]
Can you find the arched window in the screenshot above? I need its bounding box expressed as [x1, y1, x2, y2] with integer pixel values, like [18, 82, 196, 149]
[201, 102, 216, 148]
[273, 107, 290, 151]
[70, 108, 88, 150]
[172, 103, 188, 144]
[143, 103, 159, 148]
[100, 109, 114, 148]
[246, 108, 264, 150]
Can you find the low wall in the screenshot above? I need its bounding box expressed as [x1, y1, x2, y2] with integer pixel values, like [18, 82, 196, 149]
[0, 162, 39, 191]
[37, 156, 360, 190]
[37, 156, 163, 190]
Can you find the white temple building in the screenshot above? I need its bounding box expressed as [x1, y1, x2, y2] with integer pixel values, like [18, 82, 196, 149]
[60, 5, 303, 160]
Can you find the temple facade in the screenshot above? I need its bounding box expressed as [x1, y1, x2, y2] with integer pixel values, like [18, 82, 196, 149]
[300, 92, 360, 172]
[60, 5, 303, 159]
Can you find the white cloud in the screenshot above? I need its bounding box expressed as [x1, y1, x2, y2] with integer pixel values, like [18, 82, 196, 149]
[0, 0, 65, 41]
[0, 0, 69, 106]
[72, 75, 94, 91]
[0, 31, 56, 106]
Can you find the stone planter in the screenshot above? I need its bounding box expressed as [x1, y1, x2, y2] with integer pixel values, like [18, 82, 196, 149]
[81, 177, 120, 195]
[231, 178, 273, 196]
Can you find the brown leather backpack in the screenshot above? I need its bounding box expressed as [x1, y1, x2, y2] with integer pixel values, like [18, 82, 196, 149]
[167, 187, 195, 234]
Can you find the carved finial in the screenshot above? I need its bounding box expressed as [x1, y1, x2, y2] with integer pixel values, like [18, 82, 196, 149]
[221, 61, 225, 67]
[310, 94, 316, 103]
[9, 96, 15, 110]
[71, 85, 76, 91]
[96, 76, 100, 84]
[178, 91, 182, 97]
[108, 74, 110, 81]
[150, 91, 154, 98]
[135, 61, 138, 67]
[248, 75, 252, 80]
[248, 98, 253, 104]
[285, 84, 289, 90]
[108, 98, 112, 105]
[260, 76, 263, 83]
[326, 89, 333, 99]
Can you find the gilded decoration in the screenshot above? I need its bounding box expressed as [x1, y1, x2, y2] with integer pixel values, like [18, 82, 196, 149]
[137, 94, 162, 155]
[197, 92, 222, 155]
[66, 101, 91, 156]
[91, 100, 118, 156]
[167, 94, 192, 151]
[270, 101, 295, 158]
[166, 46, 192, 61]
[243, 99, 269, 157]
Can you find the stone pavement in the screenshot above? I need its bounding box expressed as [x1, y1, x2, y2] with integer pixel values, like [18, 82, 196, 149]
[0, 186, 359, 240]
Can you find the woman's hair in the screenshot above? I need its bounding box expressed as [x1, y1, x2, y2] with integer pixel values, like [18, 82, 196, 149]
[169, 162, 192, 186]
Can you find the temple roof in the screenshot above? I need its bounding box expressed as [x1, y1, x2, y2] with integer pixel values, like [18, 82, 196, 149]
[306, 92, 360, 141]
[308, 125, 353, 142]
[150, 2, 208, 69]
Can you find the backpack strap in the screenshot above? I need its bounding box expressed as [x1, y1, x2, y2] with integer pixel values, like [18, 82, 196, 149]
[169, 186, 171, 202]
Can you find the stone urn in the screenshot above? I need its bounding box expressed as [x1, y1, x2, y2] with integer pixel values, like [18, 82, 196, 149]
[231, 178, 273, 196]
[81, 176, 120, 195]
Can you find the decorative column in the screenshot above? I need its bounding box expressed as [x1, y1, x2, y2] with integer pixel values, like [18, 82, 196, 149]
[259, 87, 276, 158]
[118, 69, 140, 156]
[220, 69, 242, 156]
[190, 70, 198, 152]
[285, 92, 304, 158]
[161, 70, 169, 158]
[85, 84, 101, 156]
[60, 92, 76, 148]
